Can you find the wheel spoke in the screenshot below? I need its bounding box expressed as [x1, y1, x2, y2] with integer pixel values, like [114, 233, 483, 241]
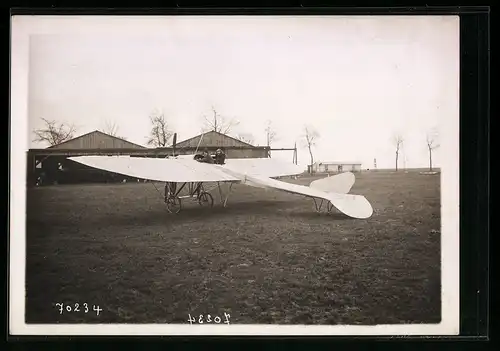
[198, 191, 214, 207]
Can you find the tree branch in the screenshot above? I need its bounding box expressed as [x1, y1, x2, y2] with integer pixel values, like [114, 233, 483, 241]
[202, 107, 240, 135]
[147, 113, 173, 147]
[33, 118, 77, 146]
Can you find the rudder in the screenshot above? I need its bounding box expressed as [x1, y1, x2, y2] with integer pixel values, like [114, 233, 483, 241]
[309, 172, 355, 194]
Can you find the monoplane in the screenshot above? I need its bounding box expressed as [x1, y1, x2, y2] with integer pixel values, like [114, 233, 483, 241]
[68, 153, 373, 219]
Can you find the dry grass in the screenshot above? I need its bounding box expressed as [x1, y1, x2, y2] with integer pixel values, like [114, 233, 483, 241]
[25, 170, 441, 325]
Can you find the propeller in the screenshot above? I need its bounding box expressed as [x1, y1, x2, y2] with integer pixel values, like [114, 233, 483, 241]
[172, 133, 177, 157]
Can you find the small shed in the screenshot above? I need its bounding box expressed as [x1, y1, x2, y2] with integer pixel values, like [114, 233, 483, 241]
[310, 161, 362, 174]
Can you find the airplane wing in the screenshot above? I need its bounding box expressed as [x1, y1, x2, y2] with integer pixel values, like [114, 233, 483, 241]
[222, 158, 304, 178]
[68, 156, 240, 183]
[240, 173, 373, 219]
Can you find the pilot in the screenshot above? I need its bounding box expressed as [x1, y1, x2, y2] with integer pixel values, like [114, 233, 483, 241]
[199, 149, 214, 164]
[215, 148, 226, 165]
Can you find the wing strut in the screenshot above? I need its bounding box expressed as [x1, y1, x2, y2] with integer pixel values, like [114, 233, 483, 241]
[217, 181, 234, 208]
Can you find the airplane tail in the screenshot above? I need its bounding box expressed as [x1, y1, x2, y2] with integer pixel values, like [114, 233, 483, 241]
[325, 192, 373, 219]
[309, 172, 373, 218]
[240, 172, 373, 219]
[309, 172, 355, 194]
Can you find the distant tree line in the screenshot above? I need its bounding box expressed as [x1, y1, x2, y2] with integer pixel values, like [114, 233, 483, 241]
[31, 107, 278, 150]
[32, 114, 440, 172]
[390, 129, 440, 171]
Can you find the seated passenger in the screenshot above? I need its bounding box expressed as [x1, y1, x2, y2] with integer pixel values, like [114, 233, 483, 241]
[214, 148, 226, 165]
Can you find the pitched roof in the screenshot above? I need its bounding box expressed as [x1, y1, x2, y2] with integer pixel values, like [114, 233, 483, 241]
[48, 130, 146, 149]
[175, 130, 255, 148]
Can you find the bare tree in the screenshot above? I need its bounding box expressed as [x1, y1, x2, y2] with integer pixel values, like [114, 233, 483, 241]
[265, 120, 278, 147]
[303, 125, 320, 173]
[100, 120, 119, 136]
[236, 133, 255, 145]
[33, 118, 77, 146]
[426, 129, 440, 171]
[393, 134, 404, 171]
[147, 113, 173, 147]
[203, 106, 239, 135]
[100, 120, 128, 140]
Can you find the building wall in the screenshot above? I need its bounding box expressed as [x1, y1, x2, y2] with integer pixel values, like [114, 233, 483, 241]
[34, 155, 141, 185]
[319, 164, 340, 173]
[166, 147, 268, 159]
[50, 131, 146, 150]
[225, 148, 268, 159]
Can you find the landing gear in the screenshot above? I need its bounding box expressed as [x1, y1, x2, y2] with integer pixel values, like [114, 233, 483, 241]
[166, 196, 182, 213]
[197, 191, 214, 208]
[164, 182, 183, 213]
[155, 181, 229, 213]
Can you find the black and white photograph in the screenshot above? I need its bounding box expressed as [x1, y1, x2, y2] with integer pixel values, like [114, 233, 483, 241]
[10, 15, 459, 335]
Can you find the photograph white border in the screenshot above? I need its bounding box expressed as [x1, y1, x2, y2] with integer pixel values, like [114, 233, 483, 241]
[9, 15, 460, 336]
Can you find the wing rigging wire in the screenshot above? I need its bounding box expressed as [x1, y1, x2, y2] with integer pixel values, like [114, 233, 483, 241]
[194, 131, 205, 155]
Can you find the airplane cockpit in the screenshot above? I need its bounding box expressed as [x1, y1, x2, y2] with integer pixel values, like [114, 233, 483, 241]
[194, 149, 226, 165]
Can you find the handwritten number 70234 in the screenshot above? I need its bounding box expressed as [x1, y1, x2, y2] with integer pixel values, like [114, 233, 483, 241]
[55, 303, 102, 316]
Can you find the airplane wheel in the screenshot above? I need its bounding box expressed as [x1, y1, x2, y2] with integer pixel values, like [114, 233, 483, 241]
[166, 196, 182, 214]
[198, 192, 214, 208]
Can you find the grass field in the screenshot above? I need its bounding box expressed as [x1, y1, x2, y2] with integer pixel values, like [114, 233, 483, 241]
[25, 170, 441, 325]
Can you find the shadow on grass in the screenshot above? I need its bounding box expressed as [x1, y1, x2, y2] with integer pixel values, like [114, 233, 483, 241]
[72, 200, 354, 228]
[284, 211, 353, 221]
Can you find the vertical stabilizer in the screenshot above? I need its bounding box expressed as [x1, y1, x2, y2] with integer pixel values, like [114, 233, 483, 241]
[309, 172, 355, 194]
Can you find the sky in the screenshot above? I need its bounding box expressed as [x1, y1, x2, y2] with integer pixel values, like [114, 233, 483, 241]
[26, 16, 459, 169]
